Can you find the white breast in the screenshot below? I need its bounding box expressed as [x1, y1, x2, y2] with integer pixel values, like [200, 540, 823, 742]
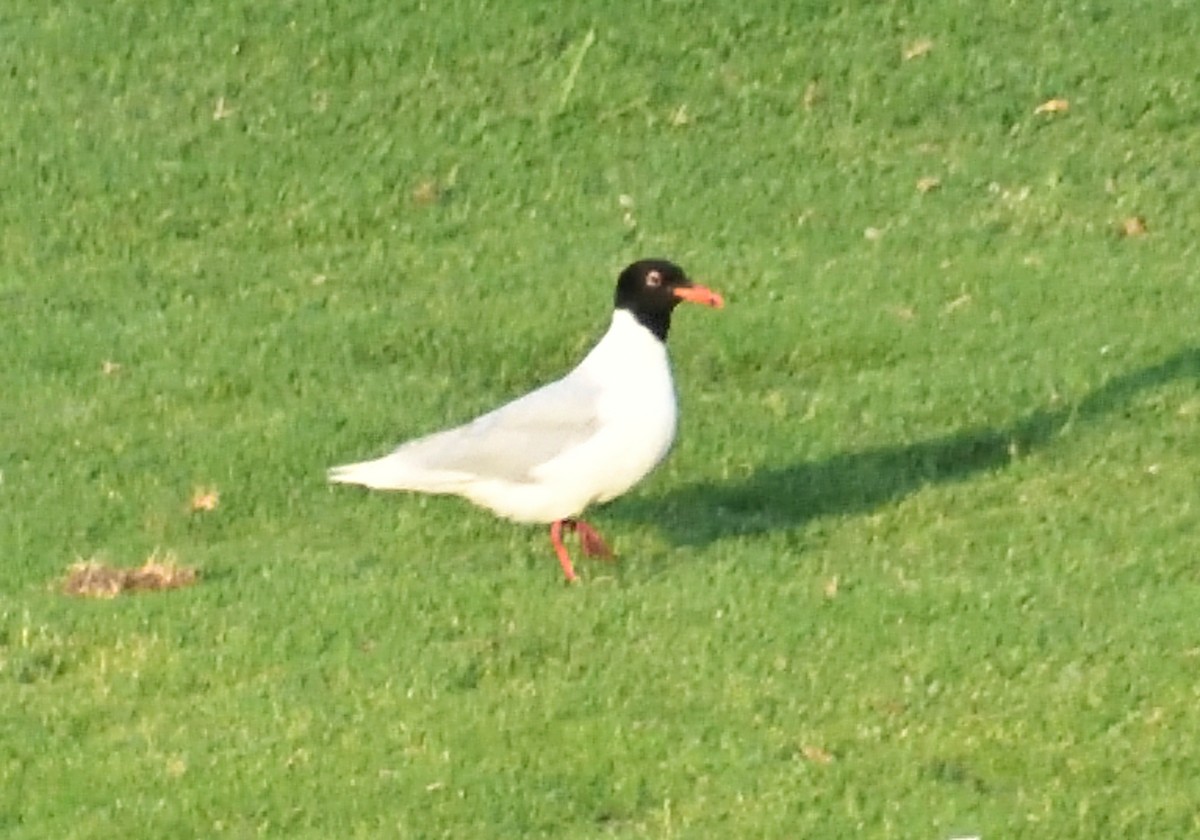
[540, 310, 679, 504]
[469, 310, 677, 522]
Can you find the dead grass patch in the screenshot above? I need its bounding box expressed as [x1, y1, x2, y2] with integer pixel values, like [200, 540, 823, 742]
[63, 552, 198, 598]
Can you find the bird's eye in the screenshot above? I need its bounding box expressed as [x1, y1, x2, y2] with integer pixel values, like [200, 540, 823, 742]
[646, 270, 662, 287]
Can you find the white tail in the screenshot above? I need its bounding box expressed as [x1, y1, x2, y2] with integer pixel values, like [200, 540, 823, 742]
[327, 452, 470, 492]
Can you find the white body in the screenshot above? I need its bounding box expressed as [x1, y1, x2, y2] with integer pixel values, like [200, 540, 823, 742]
[328, 310, 678, 523]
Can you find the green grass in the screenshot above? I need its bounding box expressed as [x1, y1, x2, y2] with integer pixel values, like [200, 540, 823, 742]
[3, 0, 1199, 836]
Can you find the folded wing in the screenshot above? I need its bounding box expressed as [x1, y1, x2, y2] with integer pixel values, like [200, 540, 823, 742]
[328, 374, 603, 491]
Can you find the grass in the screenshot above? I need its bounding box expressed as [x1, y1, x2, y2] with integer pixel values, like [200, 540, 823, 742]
[2, 0, 1199, 836]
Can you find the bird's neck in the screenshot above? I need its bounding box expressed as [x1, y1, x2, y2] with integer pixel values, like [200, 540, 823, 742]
[578, 310, 672, 378]
[617, 304, 671, 342]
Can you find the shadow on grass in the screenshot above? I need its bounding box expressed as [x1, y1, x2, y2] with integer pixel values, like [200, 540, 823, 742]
[614, 347, 1199, 547]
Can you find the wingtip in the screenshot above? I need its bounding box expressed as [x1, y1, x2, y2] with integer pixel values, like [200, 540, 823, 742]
[327, 464, 357, 485]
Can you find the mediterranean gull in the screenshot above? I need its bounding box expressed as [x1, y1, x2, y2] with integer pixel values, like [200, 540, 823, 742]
[329, 258, 724, 581]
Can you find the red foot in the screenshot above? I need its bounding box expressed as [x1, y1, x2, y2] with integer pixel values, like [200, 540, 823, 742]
[573, 520, 614, 559]
[549, 519, 616, 581]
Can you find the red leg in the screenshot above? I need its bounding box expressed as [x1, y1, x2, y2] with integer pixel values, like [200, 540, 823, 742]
[574, 519, 614, 560]
[549, 520, 579, 582]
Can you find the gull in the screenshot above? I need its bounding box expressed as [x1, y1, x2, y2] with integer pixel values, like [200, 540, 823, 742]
[329, 259, 724, 580]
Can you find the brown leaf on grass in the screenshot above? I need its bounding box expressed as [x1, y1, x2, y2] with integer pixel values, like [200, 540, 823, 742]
[823, 575, 839, 598]
[101, 360, 122, 376]
[189, 487, 220, 512]
[63, 552, 198, 598]
[1034, 98, 1070, 115]
[412, 166, 459, 206]
[902, 38, 934, 60]
[802, 745, 835, 765]
[411, 180, 440, 205]
[916, 176, 941, 194]
[1118, 215, 1147, 237]
[802, 80, 822, 110]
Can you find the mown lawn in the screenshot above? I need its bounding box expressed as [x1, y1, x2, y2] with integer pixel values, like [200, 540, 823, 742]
[3, 1, 1198, 837]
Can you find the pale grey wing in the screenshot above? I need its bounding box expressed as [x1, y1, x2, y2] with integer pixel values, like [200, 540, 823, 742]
[395, 375, 603, 483]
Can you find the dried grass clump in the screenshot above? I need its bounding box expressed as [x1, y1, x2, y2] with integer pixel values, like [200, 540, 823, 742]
[63, 552, 198, 598]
